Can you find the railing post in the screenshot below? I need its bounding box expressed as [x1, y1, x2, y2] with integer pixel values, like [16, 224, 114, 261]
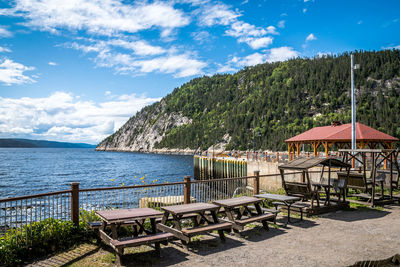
[70, 182, 80, 226]
[184, 176, 191, 204]
[253, 171, 260, 195]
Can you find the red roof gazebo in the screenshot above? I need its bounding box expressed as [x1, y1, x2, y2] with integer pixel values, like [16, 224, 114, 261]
[285, 122, 398, 159]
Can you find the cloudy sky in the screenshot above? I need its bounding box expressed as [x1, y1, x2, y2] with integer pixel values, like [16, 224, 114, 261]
[0, 0, 399, 144]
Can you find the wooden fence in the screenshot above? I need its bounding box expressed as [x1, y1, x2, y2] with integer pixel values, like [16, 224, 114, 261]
[0, 170, 317, 243]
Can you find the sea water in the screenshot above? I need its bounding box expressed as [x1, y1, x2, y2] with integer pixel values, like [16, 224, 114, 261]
[0, 148, 193, 198]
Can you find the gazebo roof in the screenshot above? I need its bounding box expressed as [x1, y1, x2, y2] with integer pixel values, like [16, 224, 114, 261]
[285, 122, 398, 143]
[278, 157, 351, 170]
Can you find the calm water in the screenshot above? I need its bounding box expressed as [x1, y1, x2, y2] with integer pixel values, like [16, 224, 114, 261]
[0, 148, 193, 199]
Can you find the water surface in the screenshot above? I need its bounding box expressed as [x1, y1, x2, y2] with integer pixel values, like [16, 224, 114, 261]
[0, 148, 193, 198]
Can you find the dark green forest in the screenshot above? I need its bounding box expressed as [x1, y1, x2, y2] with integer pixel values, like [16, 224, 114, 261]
[106, 50, 400, 151]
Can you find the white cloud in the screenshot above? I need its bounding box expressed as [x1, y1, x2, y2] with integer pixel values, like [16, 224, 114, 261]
[3, 0, 190, 36]
[306, 33, 317, 42]
[196, 3, 274, 50]
[218, 46, 299, 71]
[191, 31, 211, 44]
[106, 39, 166, 56]
[132, 54, 207, 78]
[382, 44, 400, 50]
[69, 40, 206, 77]
[0, 26, 12, 37]
[0, 58, 35, 85]
[277, 20, 285, 28]
[197, 3, 238, 27]
[0, 46, 11, 52]
[266, 26, 278, 35]
[316, 52, 332, 58]
[48, 61, 57, 66]
[244, 37, 273, 49]
[267, 46, 299, 62]
[303, 8, 307, 13]
[0, 92, 161, 144]
[105, 90, 111, 96]
[357, 20, 363, 25]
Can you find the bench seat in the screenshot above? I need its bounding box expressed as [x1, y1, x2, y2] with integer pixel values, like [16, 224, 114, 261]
[235, 213, 275, 226]
[110, 232, 174, 249]
[181, 222, 232, 236]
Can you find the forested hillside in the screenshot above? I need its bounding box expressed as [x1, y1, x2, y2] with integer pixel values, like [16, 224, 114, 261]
[97, 50, 400, 152]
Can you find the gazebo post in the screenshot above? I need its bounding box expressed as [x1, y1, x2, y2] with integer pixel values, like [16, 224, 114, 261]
[296, 143, 301, 158]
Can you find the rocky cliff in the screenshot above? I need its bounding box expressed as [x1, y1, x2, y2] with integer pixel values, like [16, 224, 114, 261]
[96, 100, 194, 153]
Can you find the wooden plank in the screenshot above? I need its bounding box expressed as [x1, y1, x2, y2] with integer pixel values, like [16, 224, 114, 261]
[235, 213, 275, 226]
[219, 218, 243, 231]
[156, 223, 190, 242]
[213, 196, 262, 208]
[181, 222, 232, 236]
[254, 193, 300, 202]
[161, 203, 219, 215]
[99, 229, 112, 244]
[96, 208, 163, 223]
[247, 205, 280, 215]
[88, 220, 138, 229]
[110, 233, 174, 249]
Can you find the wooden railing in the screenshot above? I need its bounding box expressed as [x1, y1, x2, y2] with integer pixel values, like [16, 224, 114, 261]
[1, 170, 310, 236]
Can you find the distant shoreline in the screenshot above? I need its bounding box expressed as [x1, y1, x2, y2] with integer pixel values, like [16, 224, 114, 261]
[0, 138, 95, 148]
[95, 147, 196, 155]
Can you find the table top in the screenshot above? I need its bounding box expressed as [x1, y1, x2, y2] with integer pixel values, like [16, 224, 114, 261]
[96, 208, 163, 223]
[161, 202, 219, 215]
[213, 196, 262, 208]
[254, 193, 300, 202]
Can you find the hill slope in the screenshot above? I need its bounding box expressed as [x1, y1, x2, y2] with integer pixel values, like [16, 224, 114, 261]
[97, 50, 400, 152]
[0, 138, 95, 148]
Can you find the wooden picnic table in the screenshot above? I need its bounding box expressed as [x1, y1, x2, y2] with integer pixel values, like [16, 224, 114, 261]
[213, 196, 275, 234]
[254, 193, 302, 226]
[95, 208, 174, 265]
[156, 202, 232, 245]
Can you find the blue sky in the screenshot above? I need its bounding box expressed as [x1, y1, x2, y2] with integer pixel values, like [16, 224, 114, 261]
[0, 0, 399, 144]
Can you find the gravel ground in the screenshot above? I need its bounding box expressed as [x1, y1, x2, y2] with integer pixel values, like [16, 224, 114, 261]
[29, 205, 400, 267]
[151, 205, 400, 267]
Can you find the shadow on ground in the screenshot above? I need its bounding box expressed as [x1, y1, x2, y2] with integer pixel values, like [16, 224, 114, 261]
[122, 246, 189, 267]
[275, 217, 319, 229]
[324, 208, 391, 222]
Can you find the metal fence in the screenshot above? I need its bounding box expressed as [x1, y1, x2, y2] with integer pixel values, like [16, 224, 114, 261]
[0, 190, 71, 235]
[0, 172, 264, 237]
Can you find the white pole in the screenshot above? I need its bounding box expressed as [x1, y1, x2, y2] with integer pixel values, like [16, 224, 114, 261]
[351, 54, 356, 150]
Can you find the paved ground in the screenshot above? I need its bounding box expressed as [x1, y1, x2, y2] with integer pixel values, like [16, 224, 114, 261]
[29, 205, 400, 267]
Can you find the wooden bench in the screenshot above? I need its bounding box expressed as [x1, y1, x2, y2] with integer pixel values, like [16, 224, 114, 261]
[110, 232, 174, 249]
[337, 171, 373, 193]
[272, 201, 305, 221]
[235, 213, 275, 230]
[284, 182, 320, 208]
[247, 205, 279, 224]
[181, 222, 232, 236]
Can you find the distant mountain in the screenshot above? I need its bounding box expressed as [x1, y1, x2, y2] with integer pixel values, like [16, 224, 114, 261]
[0, 138, 96, 148]
[97, 49, 400, 152]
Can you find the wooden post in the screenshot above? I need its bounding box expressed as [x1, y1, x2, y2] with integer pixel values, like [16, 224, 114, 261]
[70, 182, 80, 226]
[253, 171, 260, 195]
[184, 176, 191, 204]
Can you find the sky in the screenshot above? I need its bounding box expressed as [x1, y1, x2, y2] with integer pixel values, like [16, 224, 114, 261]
[0, 0, 399, 145]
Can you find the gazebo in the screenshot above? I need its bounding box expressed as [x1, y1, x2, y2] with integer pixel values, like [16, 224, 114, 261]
[286, 122, 399, 159]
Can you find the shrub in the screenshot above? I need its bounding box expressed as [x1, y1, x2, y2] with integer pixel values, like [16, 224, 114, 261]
[0, 218, 89, 266]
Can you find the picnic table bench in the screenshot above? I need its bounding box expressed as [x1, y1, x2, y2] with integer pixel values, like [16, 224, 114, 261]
[156, 202, 232, 245]
[95, 208, 174, 266]
[254, 193, 302, 226]
[213, 196, 275, 235]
